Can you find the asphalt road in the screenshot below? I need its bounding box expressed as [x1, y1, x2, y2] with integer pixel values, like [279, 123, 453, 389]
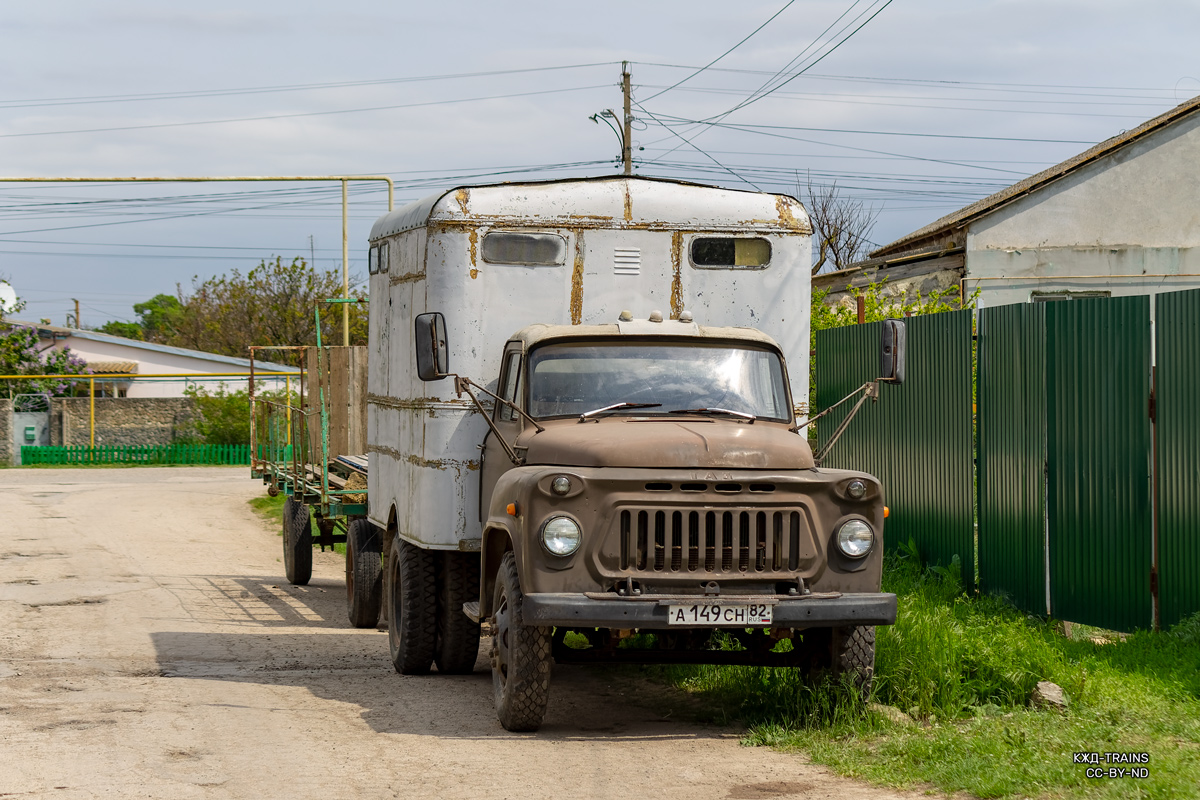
[0, 467, 911, 800]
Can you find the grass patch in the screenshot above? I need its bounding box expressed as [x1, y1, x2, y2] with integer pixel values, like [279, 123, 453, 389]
[652, 557, 1200, 799]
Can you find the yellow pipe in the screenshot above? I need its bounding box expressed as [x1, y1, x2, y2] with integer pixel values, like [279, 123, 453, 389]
[285, 375, 292, 446]
[342, 178, 350, 347]
[89, 377, 95, 448]
[0, 371, 296, 379]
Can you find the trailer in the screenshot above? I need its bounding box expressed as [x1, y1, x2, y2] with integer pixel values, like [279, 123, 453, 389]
[249, 327, 384, 629]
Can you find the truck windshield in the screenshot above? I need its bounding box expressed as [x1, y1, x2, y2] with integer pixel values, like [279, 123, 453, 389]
[526, 341, 790, 421]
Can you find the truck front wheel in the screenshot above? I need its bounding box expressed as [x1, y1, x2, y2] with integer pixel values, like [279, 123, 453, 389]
[387, 536, 437, 674]
[491, 551, 552, 732]
[831, 625, 876, 696]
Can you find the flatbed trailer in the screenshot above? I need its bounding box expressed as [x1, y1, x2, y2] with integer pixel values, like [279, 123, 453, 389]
[249, 335, 383, 628]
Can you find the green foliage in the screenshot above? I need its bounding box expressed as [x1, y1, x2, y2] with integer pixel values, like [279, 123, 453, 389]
[186, 383, 252, 445]
[0, 323, 90, 397]
[170, 257, 365, 357]
[94, 320, 144, 340]
[133, 294, 184, 342]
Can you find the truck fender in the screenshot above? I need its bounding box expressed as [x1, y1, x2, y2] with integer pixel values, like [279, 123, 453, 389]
[479, 520, 519, 620]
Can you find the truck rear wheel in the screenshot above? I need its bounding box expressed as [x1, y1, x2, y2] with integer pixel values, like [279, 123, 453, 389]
[345, 518, 383, 628]
[491, 551, 551, 732]
[831, 625, 876, 696]
[387, 536, 437, 674]
[283, 497, 312, 586]
[435, 551, 481, 674]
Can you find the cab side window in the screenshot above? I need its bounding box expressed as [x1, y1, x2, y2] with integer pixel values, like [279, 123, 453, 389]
[497, 351, 521, 422]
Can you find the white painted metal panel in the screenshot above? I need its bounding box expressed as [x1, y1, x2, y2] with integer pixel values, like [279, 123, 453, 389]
[366, 177, 812, 548]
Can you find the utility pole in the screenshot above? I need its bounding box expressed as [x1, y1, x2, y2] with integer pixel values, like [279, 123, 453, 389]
[73, 298, 80, 329]
[621, 61, 633, 176]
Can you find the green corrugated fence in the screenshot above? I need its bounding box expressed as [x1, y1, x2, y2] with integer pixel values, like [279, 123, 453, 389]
[21, 444, 252, 465]
[817, 290, 1200, 632]
[815, 310, 976, 580]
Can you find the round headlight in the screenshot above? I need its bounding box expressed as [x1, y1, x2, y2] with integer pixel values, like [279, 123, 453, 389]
[847, 479, 866, 499]
[542, 516, 581, 556]
[551, 476, 572, 496]
[836, 519, 874, 558]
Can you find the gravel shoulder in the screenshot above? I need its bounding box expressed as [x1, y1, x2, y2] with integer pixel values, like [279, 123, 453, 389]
[0, 468, 915, 800]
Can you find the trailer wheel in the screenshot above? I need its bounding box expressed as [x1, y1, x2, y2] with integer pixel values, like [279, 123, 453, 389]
[345, 519, 383, 628]
[283, 497, 313, 586]
[435, 551, 481, 674]
[831, 625, 875, 696]
[491, 551, 551, 731]
[387, 536, 437, 674]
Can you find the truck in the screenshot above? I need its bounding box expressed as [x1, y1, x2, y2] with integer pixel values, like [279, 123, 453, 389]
[364, 176, 898, 731]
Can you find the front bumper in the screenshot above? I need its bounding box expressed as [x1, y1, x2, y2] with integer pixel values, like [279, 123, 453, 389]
[522, 591, 897, 630]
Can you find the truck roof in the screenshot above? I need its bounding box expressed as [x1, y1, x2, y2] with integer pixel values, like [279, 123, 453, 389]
[369, 175, 809, 240]
[508, 318, 784, 351]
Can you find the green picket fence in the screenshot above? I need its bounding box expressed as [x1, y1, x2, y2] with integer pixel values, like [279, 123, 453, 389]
[21, 444, 252, 466]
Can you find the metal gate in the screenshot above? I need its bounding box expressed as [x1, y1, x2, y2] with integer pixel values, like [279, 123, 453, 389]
[1155, 287, 1200, 628]
[1045, 296, 1152, 632]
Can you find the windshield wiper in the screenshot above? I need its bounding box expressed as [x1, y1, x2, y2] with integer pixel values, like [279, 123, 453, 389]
[668, 407, 757, 421]
[579, 402, 662, 421]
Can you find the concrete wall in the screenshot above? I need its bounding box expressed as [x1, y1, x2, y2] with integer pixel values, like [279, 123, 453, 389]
[51, 397, 199, 448]
[0, 398, 11, 465]
[970, 113, 1200, 250]
[964, 112, 1200, 308]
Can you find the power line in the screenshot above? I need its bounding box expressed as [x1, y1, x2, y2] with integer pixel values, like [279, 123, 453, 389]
[0, 62, 621, 109]
[0, 84, 612, 139]
[639, 0, 798, 103]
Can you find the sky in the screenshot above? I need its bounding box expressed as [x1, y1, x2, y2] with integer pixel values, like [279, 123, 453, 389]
[3, 0, 1199, 327]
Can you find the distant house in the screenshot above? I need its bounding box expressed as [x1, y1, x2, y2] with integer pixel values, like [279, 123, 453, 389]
[7, 321, 298, 398]
[815, 94, 1200, 308]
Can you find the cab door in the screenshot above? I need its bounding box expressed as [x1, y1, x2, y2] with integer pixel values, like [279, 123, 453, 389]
[479, 344, 524, 523]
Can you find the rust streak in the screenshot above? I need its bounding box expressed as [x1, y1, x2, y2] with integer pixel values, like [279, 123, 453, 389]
[454, 188, 470, 215]
[570, 230, 585, 325]
[774, 196, 810, 233]
[388, 271, 426, 286]
[622, 183, 633, 222]
[670, 230, 684, 320]
[468, 229, 479, 279]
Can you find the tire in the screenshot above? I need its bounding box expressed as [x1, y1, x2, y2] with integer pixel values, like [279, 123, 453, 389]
[831, 625, 876, 696]
[387, 536, 437, 675]
[491, 551, 552, 732]
[435, 551, 481, 674]
[345, 519, 383, 628]
[283, 497, 313, 586]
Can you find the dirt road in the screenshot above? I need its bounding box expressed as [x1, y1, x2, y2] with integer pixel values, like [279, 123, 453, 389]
[0, 468, 910, 800]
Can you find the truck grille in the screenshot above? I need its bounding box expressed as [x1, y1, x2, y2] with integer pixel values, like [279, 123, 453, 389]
[618, 508, 812, 574]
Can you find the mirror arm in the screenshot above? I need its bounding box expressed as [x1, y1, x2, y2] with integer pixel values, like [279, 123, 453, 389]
[812, 381, 878, 466]
[454, 376, 545, 433]
[452, 376, 525, 466]
[791, 381, 873, 433]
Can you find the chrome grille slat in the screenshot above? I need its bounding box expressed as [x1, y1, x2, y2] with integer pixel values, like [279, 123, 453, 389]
[619, 507, 810, 575]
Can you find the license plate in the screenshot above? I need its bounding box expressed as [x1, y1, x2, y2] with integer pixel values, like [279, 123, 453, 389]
[666, 602, 773, 626]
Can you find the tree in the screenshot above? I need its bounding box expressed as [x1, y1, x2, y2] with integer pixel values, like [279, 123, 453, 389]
[133, 294, 184, 342]
[801, 177, 880, 276]
[168, 257, 366, 358]
[95, 320, 144, 340]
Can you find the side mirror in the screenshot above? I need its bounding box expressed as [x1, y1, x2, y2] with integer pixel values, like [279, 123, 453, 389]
[880, 319, 906, 384]
[415, 312, 450, 381]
